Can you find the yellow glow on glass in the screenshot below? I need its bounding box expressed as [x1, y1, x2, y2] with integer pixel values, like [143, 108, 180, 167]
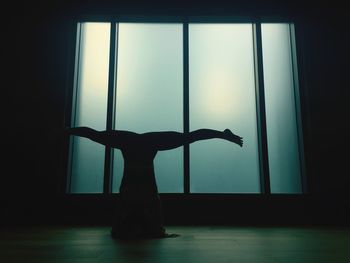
[70, 22, 110, 193]
[199, 70, 242, 120]
[189, 23, 260, 193]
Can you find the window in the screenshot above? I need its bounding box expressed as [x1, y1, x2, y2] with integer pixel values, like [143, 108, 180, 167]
[68, 23, 110, 193]
[66, 19, 306, 194]
[262, 24, 304, 193]
[112, 23, 184, 193]
[189, 24, 260, 193]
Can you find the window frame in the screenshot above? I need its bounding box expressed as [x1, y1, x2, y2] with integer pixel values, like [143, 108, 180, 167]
[63, 16, 308, 196]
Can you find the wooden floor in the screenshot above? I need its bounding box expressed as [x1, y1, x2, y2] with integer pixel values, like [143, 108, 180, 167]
[1, 225, 350, 263]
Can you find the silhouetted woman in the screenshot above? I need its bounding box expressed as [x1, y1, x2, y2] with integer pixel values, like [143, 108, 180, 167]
[66, 127, 243, 239]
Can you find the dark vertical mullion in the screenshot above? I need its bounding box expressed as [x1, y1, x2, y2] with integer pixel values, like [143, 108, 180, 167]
[253, 22, 271, 194]
[183, 21, 190, 194]
[104, 22, 117, 194]
[289, 24, 307, 193]
[110, 22, 120, 193]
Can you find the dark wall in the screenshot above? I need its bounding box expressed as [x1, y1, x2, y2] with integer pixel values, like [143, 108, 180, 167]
[2, 0, 349, 226]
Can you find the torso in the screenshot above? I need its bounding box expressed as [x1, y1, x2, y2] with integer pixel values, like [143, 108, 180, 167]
[119, 145, 159, 201]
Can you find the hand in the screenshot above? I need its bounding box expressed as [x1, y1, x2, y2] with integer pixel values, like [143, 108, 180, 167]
[224, 129, 243, 147]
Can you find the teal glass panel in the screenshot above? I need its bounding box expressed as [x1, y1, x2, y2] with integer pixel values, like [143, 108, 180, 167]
[261, 23, 302, 193]
[189, 24, 261, 193]
[70, 23, 111, 193]
[112, 23, 183, 193]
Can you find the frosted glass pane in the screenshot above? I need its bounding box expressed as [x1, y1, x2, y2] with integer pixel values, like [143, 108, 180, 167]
[262, 24, 302, 193]
[112, 23, 183, 193]
[70, 23, 110, 193]
[189, 24, 261, 193]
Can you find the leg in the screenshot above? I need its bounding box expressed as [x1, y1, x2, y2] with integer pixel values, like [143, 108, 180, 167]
[143, 131, 187, 151]
[143, 129, 243, 151]
[189, 129, 243, 146]
[67, 127, 110, 146]
[67, 127, 137, 149]
[189, 129, 225, 143]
